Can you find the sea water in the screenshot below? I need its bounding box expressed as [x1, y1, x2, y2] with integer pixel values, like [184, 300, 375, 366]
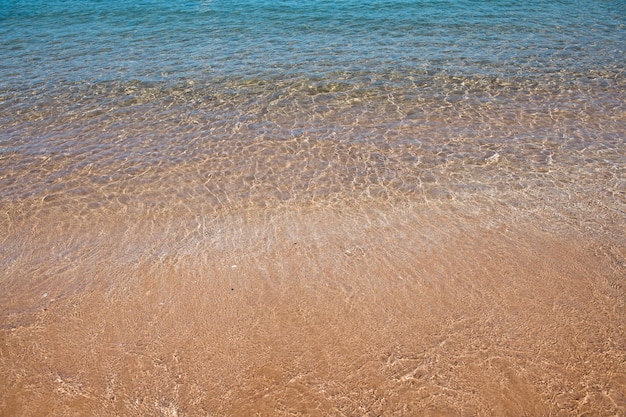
[1, 0, 624, 217]
[0, 0, 625, 268]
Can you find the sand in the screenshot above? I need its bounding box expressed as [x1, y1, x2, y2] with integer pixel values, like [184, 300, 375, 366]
[1, 196, 625, 416]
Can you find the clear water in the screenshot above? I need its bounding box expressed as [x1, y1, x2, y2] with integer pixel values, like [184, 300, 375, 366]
[1, 0, 625, 214]
[2, 3, 626, 414]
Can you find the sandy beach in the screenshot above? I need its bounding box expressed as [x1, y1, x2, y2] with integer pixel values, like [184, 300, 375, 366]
[2, 195, 625, 416]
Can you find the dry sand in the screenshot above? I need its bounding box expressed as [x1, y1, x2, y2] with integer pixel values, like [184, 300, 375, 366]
[1, 198, 625, 416]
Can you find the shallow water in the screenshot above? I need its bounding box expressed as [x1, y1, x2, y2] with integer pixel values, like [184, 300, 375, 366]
[1, 0, 626, 415]
[1, 1, 625, 215]
[2, 61, 625, 227]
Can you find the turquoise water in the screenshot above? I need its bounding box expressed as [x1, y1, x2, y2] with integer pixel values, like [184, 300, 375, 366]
[2, 1, 625, 83]
[0, 0, 625, 213]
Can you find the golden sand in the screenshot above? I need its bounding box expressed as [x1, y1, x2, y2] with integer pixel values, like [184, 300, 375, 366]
[1, 197, 625, 416]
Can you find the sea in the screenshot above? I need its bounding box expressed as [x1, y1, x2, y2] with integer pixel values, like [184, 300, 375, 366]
[1, 0, 624, 217]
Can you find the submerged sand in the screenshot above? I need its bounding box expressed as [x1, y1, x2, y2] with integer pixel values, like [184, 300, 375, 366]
[1, 196, 625, 416]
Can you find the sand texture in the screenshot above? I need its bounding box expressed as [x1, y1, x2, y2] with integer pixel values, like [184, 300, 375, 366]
[1, 198, 625, 416]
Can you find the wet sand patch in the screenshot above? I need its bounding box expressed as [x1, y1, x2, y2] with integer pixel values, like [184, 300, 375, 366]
[1, 201, 625, 416]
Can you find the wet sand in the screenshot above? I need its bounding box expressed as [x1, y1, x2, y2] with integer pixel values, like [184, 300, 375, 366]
[1, 196, 625, 416]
